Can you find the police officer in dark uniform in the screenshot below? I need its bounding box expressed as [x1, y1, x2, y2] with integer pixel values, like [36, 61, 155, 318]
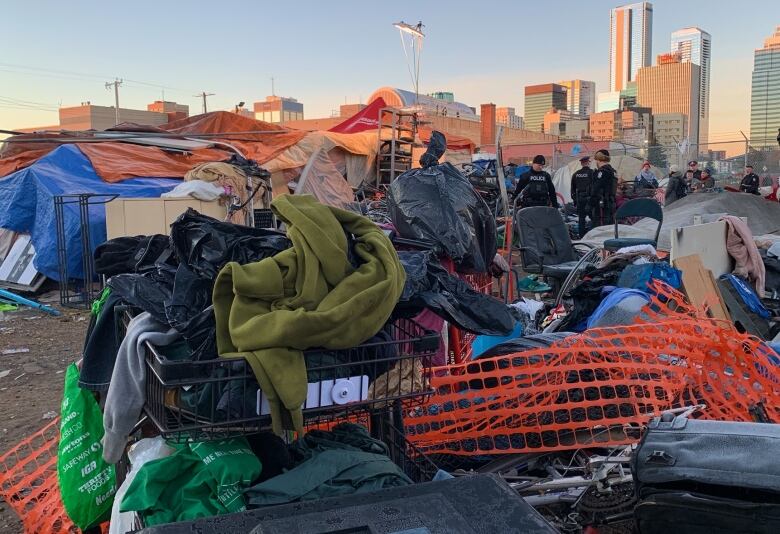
[740, 165, 761, 194]
[515, 155, 559, 209]
[590, 149, 618, 226]
[688, 160, 702, 182]
[570, 155, 593, 238]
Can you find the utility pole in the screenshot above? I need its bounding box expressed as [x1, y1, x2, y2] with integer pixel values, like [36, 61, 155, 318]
[105, 78, 123, 125]
[739, 130, 749, 169]
[271, 77, 275, 96]
[194, 92, 215, 114]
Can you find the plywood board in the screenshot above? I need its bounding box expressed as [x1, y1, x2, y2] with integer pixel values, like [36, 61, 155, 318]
[0, 234, 45, 292]
[672, 254, 731, 321]
[670, 221, 733, 278]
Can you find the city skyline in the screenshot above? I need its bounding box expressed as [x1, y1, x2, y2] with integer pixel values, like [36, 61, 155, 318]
[0, 0, 777, 150]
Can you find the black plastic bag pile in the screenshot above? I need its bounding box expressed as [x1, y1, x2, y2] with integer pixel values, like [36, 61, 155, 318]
[102, 209, 291, 359]
[395, 251, 514, 336]
[387, 131, 497, 274]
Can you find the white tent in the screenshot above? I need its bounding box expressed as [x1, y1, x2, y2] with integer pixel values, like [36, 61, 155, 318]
[552, 155, 665, 204]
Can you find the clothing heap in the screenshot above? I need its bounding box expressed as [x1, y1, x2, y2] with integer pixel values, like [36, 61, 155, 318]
[80, 191, 518, 463]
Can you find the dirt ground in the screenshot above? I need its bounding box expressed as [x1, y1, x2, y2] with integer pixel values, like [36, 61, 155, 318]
[0, 299, 89, 533]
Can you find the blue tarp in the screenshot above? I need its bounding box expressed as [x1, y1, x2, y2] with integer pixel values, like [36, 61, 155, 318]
[0, 145, 180, 280]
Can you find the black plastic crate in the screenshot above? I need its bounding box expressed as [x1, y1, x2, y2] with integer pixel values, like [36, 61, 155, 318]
[143, 318, 439, 442]
[253, 208, 275, 229]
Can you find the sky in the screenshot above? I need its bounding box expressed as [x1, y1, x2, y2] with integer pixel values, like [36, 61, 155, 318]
[1, 0, 777, 149]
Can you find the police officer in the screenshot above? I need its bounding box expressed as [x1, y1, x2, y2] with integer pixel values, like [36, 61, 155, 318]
[688, 160, 702, 182]
[570, 155, 593, 238]
[590, 150, 618, 226]
[740, 165, 760, 195]
[515, 155, 558, 208]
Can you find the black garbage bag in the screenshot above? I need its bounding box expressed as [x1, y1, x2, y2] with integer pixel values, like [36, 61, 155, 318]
[164, 264, 218, 359]
[479, 332, 575, 358]
[170, 209, 290, 279]
[106, 265, 175, 324]
[94, 234, 173, 277]
[419, 130, 446, 168]
[395, 251, 514, 336]
[387, 136, 496, 274]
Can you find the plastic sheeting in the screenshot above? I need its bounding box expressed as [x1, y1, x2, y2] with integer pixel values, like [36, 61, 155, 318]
[295, 149, 355, 210]
[0, 145, 180, 280]
[388, 159, 497, 274]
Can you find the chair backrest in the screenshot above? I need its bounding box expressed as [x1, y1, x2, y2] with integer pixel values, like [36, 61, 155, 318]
[614, 198, 664, 242]
[514, 206, 576, 272]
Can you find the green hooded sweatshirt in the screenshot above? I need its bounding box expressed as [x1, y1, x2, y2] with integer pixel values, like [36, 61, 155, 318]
[212, 194, 405, 435]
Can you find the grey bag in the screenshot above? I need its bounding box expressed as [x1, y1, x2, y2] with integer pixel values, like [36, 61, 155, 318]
[633, 415, 780, 534]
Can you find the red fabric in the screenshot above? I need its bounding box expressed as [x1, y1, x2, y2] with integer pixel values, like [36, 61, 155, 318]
[76, 143, 230, 182]
[329, 98, 386, 134]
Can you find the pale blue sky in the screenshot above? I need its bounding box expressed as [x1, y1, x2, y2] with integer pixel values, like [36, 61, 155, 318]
[1, 0, 777, 143]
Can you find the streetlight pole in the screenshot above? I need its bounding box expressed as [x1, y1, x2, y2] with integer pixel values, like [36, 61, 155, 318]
[739, 130, 749, 169]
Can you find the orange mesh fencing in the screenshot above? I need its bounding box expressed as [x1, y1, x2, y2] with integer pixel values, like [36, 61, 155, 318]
[407, 281, 780, 455]
[0, 418, 77, 533]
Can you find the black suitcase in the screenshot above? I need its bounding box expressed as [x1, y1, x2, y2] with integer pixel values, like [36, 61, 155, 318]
[633, 415, 780, 533]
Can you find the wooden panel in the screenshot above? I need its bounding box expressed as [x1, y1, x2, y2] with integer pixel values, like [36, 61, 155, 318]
[672, 254, 731, 321]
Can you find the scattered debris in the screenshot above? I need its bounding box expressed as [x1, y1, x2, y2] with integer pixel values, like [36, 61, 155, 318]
[2, 348, 29, 355]
[0, 370, 10, 379]
[42, 411, 57, 420]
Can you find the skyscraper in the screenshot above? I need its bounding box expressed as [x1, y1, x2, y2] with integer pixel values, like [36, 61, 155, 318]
[557, 80, 597, 116]
[636, 58, 701, 146]
[671, 27, 711, 145]
[750, 26, 780, 148]
[609, 2, 653, 92]
[524, 83, 567, 132]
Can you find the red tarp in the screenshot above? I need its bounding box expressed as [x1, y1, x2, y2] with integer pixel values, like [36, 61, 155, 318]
[330, 97, 473, 151]
[329, 98, 386, 134]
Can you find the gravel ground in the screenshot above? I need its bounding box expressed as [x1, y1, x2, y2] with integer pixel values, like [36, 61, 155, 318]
[0, 302, 89, 533]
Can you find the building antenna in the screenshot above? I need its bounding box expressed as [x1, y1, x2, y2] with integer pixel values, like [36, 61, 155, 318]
[105, 78, 123, 125]
[271, 77, 275, 96]
[194, 92, 215, 114]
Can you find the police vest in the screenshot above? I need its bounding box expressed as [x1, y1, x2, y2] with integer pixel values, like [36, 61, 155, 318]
[573, 170, 592, 197]
[525, 175, 548, 200]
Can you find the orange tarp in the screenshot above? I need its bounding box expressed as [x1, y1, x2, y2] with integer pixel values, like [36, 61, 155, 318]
[0, 149, 52, 178]
[160, 111, 306, 164]
[77, 142, 231, 183]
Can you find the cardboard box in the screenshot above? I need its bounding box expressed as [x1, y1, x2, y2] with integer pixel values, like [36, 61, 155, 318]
[105, 198, 227, 239]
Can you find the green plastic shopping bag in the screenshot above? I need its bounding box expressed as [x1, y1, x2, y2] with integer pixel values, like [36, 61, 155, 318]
[57, 363, 116, 529]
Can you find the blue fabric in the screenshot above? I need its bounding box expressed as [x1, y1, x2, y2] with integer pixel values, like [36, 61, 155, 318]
[471, 322, 524, 359]
[586, 287, 651, 329]
[0, 145, 180, 280]
[724, 274, 770, 319]
[618, 262, 682, 292]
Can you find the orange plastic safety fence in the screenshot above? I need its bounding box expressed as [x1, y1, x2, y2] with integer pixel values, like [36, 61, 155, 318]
[0, 418, 78, 533]
[407, 281, 780, 455]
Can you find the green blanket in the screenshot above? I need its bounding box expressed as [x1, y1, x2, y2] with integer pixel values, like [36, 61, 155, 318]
[213, 194, 405, 434]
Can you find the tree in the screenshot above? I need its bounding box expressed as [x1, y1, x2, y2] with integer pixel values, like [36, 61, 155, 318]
[647, 144, 668, 171]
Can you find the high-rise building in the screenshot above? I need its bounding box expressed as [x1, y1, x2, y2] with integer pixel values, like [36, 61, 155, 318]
[524, 83, 567, 132]
[637, 59, 701, 146]
[609, 2, 653, 92]
[671, 27, 711, 144]
[750, 26, 780, 148]
[496, 107, 523, 129]
[597, 91, 622, 112]
[253, 96, 304, 124]
[557, 80, 596, 116]
[653, 112, 688, 164]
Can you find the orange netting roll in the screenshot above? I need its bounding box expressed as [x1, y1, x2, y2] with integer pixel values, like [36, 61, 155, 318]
[407, 281, 780, 455]
[0, 418, 78, 533]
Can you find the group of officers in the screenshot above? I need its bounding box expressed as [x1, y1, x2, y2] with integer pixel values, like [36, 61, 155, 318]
[514, 149, 617, 238]
[514, 151, 767, 239]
